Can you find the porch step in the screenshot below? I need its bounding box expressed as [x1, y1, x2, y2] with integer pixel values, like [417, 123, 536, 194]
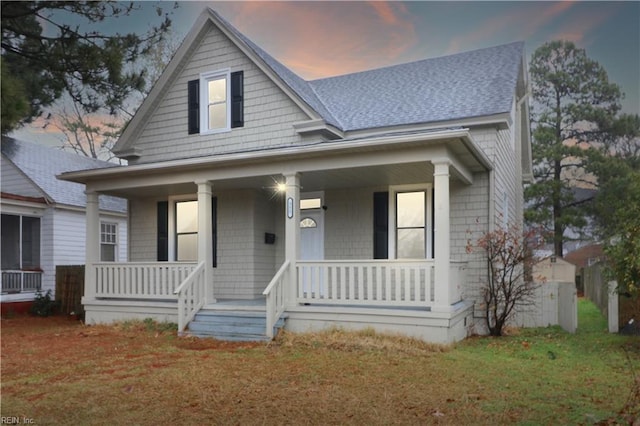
[187, 310, 286, 342]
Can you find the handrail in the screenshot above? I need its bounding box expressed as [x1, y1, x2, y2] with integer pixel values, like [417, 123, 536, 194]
[174, 261, 206, 334]
[263, 260, 290, 339]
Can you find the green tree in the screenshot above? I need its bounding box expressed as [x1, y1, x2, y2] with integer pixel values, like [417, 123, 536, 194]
[0, 57, 29, 134]
[1, 1, 174, 134]
[49, 32, 181, 161]
[525, 40, 622, 256]
[588, 114, 640, 296]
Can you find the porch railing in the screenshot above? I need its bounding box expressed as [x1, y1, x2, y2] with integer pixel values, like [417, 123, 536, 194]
[91, 262, 197, 299]
[263, 260, 290, 338]
[1, 270, 43, 294]
[296, 260, 436, 307]
[174, 261, 206, 334]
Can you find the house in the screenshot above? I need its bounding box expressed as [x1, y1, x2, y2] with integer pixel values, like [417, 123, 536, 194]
[1, 137, 127, 313]
[58, 8, 532, 343]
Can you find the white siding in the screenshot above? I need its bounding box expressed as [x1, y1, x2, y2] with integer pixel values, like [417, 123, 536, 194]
[40, 209, 55, 295]
[1, 156, 46, 198]
[463, 123, 524, 319]
[325, 187, 378, 260]
[252, 190, 277, 295]
[52, 209, 128, 266]
[129, 22, 311, 164]
[129, 197, 160, 262]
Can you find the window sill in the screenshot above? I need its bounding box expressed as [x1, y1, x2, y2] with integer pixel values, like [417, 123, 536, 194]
[199, 127, 231, 136]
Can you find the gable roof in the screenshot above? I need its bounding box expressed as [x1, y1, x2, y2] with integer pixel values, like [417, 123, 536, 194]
[1, 137, 126, 213]
[210, 9, 524, 132]
[114, 8, 525, 155]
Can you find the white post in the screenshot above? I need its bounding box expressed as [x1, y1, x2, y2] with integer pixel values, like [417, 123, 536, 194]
[433, 160, 452, 311]
[608, 281, 619, 333]
[196, 181, 215, 304]
[84, 190, 100, 300]
[284, 173, 300, 306]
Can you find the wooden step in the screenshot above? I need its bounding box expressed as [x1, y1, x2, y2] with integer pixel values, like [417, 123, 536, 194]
[187, 310, 286, 342]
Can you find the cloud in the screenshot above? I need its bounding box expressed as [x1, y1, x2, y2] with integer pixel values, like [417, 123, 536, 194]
[445, 1, 577, 54]
[216, 2, 418, 79]
[548, 4, 619, 45]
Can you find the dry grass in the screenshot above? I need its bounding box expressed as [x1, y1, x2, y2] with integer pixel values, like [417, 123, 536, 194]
[1, 306, 638, 425]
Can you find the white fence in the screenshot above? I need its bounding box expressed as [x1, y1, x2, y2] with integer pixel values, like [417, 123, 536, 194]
[91, 262, 197, 299]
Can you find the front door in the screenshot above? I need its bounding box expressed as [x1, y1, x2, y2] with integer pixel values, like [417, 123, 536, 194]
[300, 208, 324, 261]
[299, 194, 324, 296]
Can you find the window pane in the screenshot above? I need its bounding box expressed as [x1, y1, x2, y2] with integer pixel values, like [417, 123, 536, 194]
[101, 244, 116, 262]
[101, 223, 117, 244]
[397, 192, 425, 227]
[300, 218, 317, 228]
[208, 78, 226, 103]
[176, 201, 198, 233]
[397, 229, 425, 259]
[1, 214, 20, 269]
[21, 217, 40, 269]
[208, 103, 227, 130]
[300, 198, 322, 210]
[177, 234, 198, 261]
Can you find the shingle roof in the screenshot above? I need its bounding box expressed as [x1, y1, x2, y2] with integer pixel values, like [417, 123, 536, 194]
[211, 9, 524, 132]
[1, 137, 126, 213]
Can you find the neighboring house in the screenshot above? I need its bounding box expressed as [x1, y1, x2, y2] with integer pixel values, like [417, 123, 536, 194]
[1, 137, 127, 309]
[59, 8, 532, 343]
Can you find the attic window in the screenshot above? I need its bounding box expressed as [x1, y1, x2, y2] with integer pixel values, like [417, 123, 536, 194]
[188, 70, 244, 135]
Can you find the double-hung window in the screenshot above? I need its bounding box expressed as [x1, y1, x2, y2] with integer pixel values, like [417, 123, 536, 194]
[188, 70, 243, 135]
[200, 70, 230, 133]
[100, 222, 118, 262]
[391, 187, 433, 259]
[175, 200, 198, 261]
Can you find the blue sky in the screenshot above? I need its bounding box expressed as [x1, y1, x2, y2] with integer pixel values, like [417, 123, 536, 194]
[13, 1, 640, 145]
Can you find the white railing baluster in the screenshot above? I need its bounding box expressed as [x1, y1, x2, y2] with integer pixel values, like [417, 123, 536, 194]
[294, 260, 456, 308]
[92, 262, 198, 300]
[174, 261, 206, 334]
[263, 260, 290, 339]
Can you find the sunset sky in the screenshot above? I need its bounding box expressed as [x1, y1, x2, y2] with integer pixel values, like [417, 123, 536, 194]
[12, 1, 639, 145]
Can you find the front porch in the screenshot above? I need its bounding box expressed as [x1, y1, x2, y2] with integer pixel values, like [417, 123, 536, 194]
[65, 128, 490, 343]
[82, 258, 471, 343]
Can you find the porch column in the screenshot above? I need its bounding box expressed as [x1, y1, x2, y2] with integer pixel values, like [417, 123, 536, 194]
[84, 190, 100, 300]
[196, 181, 215, 304]
[433, 160, 452, 311]
[284, 172, 300, 306]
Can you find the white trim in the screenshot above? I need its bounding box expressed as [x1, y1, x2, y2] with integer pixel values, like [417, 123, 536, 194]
[100, 221, 119, 262]
[168, 194, 198, 262]
[0, 202, 45, 216]
[199, 69, 231, 135]
[388, 183, 433, 260]
[62, 128, 482, 184]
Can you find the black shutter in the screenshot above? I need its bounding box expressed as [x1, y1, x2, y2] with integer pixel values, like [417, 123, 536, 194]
[373, 192, 389, 259]
[157, 201, 169, 261]
[187, 79, 199, 134]
[212, 197, 217, 268]
[230, 71, 244, 128]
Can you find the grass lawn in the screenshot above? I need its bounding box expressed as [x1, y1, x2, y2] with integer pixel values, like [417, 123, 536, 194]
[1, 299, 638, 425]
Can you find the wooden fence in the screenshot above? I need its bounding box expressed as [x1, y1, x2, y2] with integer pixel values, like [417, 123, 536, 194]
[55, 265, 84, 316]
[583, 262, 640, 331]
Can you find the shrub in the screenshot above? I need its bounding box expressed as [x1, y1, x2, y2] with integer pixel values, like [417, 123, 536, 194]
[30, 290, 57, 317]
[467, 225, 542, 336]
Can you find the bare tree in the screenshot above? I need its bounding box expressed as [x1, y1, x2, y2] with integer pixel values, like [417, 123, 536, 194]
[467, 225, 543, 336]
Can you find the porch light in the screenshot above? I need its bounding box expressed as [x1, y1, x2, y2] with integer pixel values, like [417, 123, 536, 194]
[276, 183, 287, 193]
